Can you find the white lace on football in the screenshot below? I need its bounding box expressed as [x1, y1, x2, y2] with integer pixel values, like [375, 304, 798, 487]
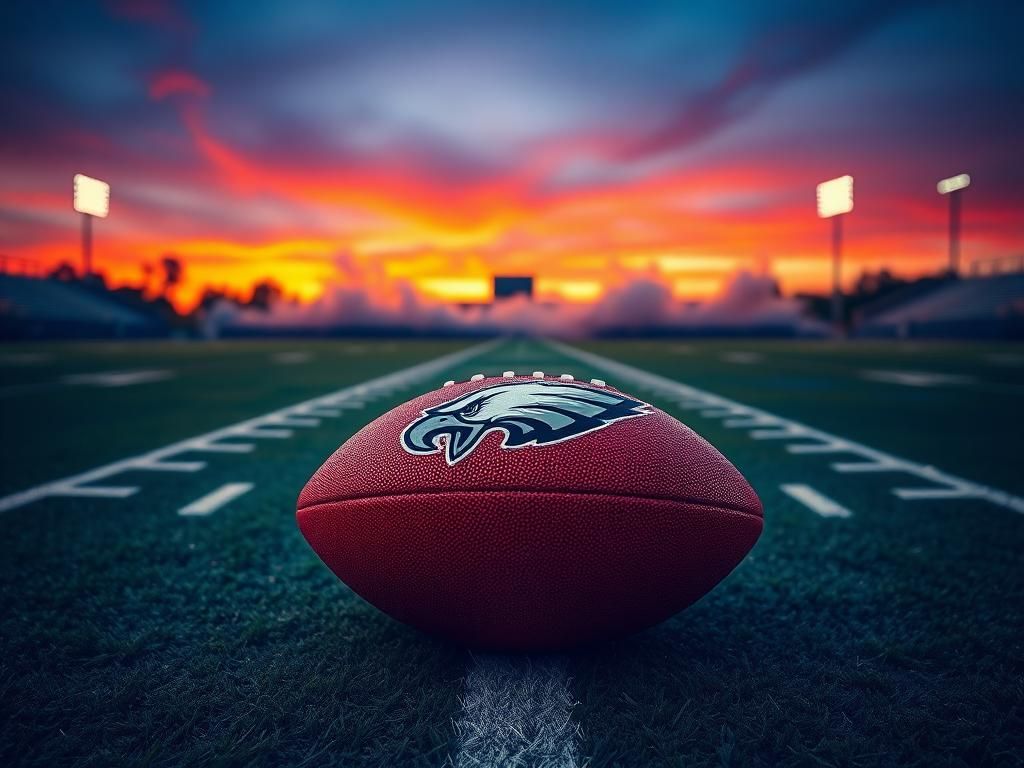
[470, 374, 485, 382]
[532, 371, 545, 378]
[502, 370, 515, 378]
[559, 373, 574, 381]
[590, 378, 606, 386]
[443, 380, 455, 387]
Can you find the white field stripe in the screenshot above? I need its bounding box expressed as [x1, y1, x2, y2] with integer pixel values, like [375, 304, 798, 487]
[549, 341, 1024, 515]
[860, 369, 973, 387]
[63, 369, 175, 387]
[132, 459, 207, 472]
[178, 483, 254, 516]
[271, 351, 313, 365]
[0, 340, 497, 514]
[454, 655, 579, 768]
[301, 408, 341, 418]
[721, 351, 763, 364]
[53, 485, 138, 499]
[780, 484, 853, 518]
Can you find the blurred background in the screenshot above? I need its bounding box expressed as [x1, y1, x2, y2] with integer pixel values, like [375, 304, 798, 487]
[1, 0, 1021, 340]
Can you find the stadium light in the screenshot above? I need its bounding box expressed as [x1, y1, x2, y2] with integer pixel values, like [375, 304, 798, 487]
[73, 174, 110, 276]
[73, 174, 110, 218]
[816, 175, 853, 219]
[937, 173, 969, 275]
[937, 173, 970, 195]
[816, 175, 854, 331]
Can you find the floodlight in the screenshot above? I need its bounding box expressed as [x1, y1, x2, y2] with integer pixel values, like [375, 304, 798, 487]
[73, 174, 110, 218]
[937, 173, 970, 195]
[816, 175, 854, 218]
[938, 174, 970, 274]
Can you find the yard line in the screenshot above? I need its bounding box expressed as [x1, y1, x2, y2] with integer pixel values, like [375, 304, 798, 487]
[454, 655, 579, 768]
[267, 416, 321, 428]
[723, 416, 775, 429]
[132, 459, 207, 472]
[786, 441, 850, 454]
[780, 484, 853, 518]
[63, 369, 175, 387]
[178, 483, 254, 516]
[190, 441, 255, 454]
[299, 408, 341, 418]
[1, 366, 174, 399]
[270, 351, 313, 365]
[235, 427, 294, 439]
[52, 485, 138, 499]
[549, 341, 1024, 515]
[0, 340, 496, 514]
[750, 426, 809, 440]
[860, 369, 973, 387]
[721, 351, 763, 364]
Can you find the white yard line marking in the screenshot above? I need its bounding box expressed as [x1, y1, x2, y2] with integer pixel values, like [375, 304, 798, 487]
[63, 369, 175, 387]
[132, 459, 207, 472]
[0, 341, 496, 514]
[780, 484, 853, 518]
[721, 351, 763, 364]
[178, 483, 254, 516]
[549, 341, 1024, 515]
[52, 485, 138, 499]
[271, 351, 313, 365]
[300, 408, 341, 418]
[860, 369, 974, 387]
[454, 655, 579, 768]
[267, 416, 321, 428]
[190, 440, 255, 454]
[237, 427, 294, 439]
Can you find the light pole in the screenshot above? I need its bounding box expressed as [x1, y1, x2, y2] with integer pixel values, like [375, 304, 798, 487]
[73, 174, 110, 276]
[937, 173, 970, 275]
[816, 175, 854, 330]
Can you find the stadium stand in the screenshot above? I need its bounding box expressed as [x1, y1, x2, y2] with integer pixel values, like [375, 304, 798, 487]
[857, 273, 1024, 339]
[0, 274, 162, 339]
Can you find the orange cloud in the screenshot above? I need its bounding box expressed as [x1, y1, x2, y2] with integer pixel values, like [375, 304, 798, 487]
[4, 83, 1020, 317]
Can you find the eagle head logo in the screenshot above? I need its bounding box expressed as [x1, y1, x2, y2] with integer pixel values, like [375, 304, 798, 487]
[400, 380, 651, 465]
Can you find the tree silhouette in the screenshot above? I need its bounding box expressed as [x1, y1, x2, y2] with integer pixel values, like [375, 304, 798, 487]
[160, 255, 183, 298]
[48, 261, 77, 281]
[248, 279, 283, 311]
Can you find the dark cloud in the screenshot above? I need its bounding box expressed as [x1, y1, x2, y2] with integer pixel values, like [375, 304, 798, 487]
[623, 2, 926, 158]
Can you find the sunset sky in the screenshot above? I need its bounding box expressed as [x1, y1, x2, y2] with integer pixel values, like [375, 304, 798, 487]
[1, 0, 1021, 310]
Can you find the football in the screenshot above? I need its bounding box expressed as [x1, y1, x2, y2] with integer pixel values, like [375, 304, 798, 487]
[296, 371, 763, 651]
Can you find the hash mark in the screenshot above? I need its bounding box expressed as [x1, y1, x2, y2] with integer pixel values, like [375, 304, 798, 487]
[780, 484, 853, 518]
[178, 483, 254, 516]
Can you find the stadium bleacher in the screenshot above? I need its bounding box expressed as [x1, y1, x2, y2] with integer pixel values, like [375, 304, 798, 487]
[0, 274, 161, 339]
[858, 273, 1024, 339]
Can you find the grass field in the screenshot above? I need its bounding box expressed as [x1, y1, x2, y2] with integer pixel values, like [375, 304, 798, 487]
[2, 338, 1023, 767]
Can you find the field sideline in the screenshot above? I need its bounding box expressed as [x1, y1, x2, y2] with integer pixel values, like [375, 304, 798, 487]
[2, 338, 1022, 767]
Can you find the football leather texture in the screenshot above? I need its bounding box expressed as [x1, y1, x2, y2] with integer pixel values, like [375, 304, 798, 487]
[297, 373, 763, 651]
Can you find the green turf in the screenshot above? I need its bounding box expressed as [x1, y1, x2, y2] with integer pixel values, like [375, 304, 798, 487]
[1, 337, 1022, 767]
[0, 340, 469, 495]
[577, 339, 1024, 493]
